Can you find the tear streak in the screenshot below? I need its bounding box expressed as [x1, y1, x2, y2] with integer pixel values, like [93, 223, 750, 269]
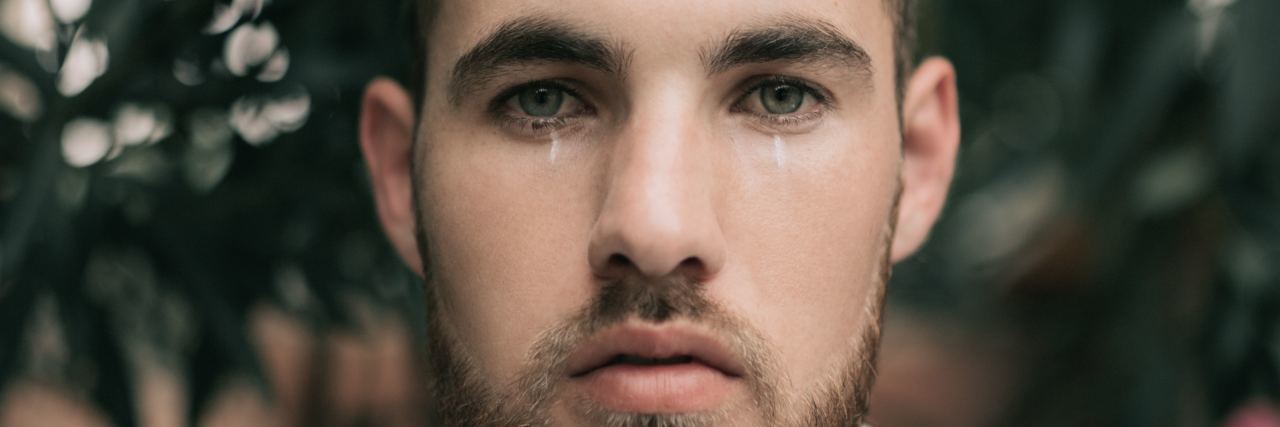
[772, 134, 786, 168]
[548, 132, 561, 163]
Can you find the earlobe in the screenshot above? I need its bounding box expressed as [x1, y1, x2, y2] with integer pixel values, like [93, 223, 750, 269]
[359, 77, 424, 275]
[890, 58, 960, 262]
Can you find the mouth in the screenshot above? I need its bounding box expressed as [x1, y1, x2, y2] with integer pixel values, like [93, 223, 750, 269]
[593, 354, 698, 368]
[564, 323, 747, 413]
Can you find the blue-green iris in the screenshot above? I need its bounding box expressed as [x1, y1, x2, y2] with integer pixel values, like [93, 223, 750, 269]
[761, 84, 803, 114]
[518, 86, 564, 117]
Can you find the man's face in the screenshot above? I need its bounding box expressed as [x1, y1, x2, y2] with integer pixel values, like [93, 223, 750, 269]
[360, 0, 959, 425]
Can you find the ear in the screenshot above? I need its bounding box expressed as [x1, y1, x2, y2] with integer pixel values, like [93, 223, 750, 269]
[360, 77, 424, 276]
[891, 58, 960, 262]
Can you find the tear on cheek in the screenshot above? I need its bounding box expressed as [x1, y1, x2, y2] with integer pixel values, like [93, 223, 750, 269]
[725, 130, 793, 174]
[548, 131, 561, 163]
[772, 134, 787, 169]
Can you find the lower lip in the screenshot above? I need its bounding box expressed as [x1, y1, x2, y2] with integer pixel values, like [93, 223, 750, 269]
[570, 362, 741, 413]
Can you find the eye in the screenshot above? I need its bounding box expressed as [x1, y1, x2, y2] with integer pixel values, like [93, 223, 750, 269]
[500, 82, 588, 120]
[732, 76, 831, 130]
[760, 84, 805, 114]
[490, 80, 593, 135]
[516, 86, 565, 117]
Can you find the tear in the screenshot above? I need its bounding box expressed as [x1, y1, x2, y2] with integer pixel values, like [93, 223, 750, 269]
[548, 131, 561, 163]
[772, 134, 787, 168]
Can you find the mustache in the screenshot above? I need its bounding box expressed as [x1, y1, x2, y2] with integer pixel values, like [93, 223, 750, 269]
[589, 273, 717, 328]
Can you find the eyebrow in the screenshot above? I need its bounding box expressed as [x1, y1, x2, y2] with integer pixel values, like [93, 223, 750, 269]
[703, 18, 873, 78]
[447, 17, 628, 106]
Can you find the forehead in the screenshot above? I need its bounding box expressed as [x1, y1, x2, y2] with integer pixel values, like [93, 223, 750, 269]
[423, 0, 895, 79]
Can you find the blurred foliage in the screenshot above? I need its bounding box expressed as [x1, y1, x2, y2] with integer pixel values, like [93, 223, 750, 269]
[0, 0, 419, 425]
[893, 0, 1280, 424]
[0, 0, 1276, 426]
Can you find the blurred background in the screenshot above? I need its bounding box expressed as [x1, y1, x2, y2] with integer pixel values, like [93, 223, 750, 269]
[0, 0, 1277, 425]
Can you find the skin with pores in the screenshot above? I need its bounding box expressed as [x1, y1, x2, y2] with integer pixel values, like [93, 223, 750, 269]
[360, 0, 959, 425]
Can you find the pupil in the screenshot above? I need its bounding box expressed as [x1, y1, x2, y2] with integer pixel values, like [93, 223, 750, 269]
[774, 87, 792, 101]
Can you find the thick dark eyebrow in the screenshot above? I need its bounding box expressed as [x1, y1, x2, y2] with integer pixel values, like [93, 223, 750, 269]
[447, 17, 627, 107]
[703, 19, 873, 79]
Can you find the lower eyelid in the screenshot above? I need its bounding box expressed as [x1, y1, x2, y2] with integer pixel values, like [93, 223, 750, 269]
[499, 115, 588, 137]
[763, 111, 822, 124]
[746, 108, 826, 133]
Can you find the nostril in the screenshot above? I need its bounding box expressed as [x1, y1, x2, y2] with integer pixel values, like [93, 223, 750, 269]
[593, 253, 634, 279]
[607, 254, 632, 269]
[677, 257, 704, 271]
[676, 257, 709, 280]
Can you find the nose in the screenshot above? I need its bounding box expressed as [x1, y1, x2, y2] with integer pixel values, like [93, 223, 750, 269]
[588, 110, 727, 282]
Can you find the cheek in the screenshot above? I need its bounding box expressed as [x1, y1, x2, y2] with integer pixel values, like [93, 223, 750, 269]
[715, 116, 899, 390]
[414, 121, 599, 382]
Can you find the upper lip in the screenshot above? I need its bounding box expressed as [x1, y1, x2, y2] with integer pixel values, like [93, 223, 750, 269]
[565, 322, 746, 378]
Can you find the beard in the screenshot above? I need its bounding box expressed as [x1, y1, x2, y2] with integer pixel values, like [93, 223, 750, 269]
[412, 191, 898, 427]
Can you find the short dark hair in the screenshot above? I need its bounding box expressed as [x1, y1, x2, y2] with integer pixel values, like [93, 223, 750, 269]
[405, 0, 917, 109]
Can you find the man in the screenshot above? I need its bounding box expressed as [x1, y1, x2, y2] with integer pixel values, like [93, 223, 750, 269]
[358, 0, 959, 424]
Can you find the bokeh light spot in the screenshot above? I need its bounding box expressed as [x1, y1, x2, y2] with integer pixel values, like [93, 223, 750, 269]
[57, 33, 109, 97]
[228, 87, 310, 145]
[61, 117, 113, 167]
[949, 161, 1066, 267]
[0, 65, 42, 121]
[112, 103, 172, 146]
[223, 22, 278, 77]
[1131, 145, 1211, 216]
[256, 48, 288, 82]
[49, 0, 91, 24]
[172, 58, 205, 86]
[0, 0, 56, 52]
[204, 2, 241, 35]
[204, 0, 267, 34]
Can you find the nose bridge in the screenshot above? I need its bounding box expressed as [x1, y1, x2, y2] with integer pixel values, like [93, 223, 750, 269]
[588, 99, 725, 280]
